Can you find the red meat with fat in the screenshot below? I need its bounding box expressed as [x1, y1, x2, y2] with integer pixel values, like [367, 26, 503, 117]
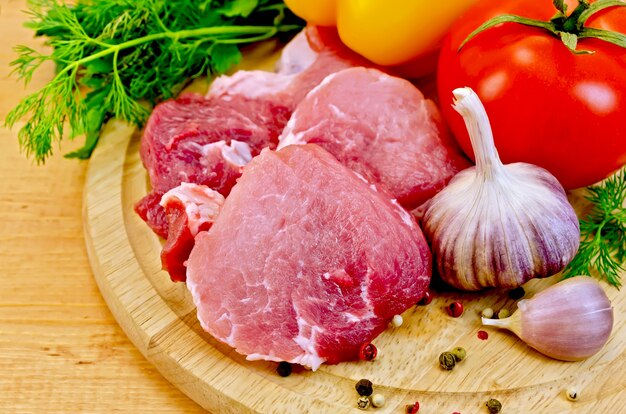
[186, 144, 431, 369]
[279, 67, 470, 209]
[136, 30, 365, 240]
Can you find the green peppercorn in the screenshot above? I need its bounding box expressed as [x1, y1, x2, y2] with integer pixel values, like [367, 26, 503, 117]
[357, 396, 370, 410]
[496, 309, 510, 319]
[355, 379, 373, 396]
[485, 398, 502, 413]
[481, 307, 494, 318]
[439, 351, 456, 370]
[451, 347, 467, 362]
[276, 361, 292, 377]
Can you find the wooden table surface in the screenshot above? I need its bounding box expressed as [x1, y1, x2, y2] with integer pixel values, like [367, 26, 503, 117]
[2, 2, 625, 413]
[0, 1, 204, 412]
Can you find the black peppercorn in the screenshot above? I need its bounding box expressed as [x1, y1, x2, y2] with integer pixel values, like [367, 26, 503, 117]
[486, 398, 502, 413]
[355, 378, 373, 396]
[508, 286, 525, 300]
[276, 361, 292, 377]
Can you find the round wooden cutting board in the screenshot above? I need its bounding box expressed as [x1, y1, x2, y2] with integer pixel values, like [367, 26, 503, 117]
[82, 56, 625, 413]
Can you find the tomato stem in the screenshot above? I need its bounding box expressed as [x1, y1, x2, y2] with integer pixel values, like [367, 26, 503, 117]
[459, 0, 626, 54]
[562, 0, 591, 33]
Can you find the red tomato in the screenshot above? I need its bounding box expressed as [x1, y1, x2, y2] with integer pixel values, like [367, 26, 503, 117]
[437, 0, 626, 189]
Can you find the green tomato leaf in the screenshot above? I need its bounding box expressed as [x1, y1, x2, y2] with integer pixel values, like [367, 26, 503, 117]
[459, 14, 557, 51]
[560, 31, 579, 50]
[553, 0, 568, 14]
[578, 0, 626, 25]
[579, 27, 626, 49]
[559, 31, 595, 54]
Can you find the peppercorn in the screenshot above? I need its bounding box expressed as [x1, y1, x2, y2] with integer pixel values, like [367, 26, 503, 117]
[418, 291, 432, 305]
[357, 396, 370, 410]
[447, 302, 464, 317]
[481, 307, 494, 318]
[276, 361, 292, 377]
[359, 342, 378, 361]
[355, 379, 373, 397]
[439, 351, 456, 370]
[370, 393, 385, 408]
[451, 346, 467, 362]
[496, 308, 510, 319]
[566, 387, 580, 401]
[485, 398, 502, 413]
[508, 286, 526, 300]
[406, 401, 420, 413]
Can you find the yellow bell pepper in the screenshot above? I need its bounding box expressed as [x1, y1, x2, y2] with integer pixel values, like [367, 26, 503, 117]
[285, 0, 480, 67]
[284, 0, 337, 27]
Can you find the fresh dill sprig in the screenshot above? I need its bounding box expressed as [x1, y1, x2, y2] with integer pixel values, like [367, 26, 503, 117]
[563, 168, 626, 288]
[5, 0, 303, 162]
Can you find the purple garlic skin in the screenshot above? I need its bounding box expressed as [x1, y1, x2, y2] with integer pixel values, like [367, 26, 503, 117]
[422, 87, 580, 291]
[423, 162, 580, 290]
[483, 276, 614, 361]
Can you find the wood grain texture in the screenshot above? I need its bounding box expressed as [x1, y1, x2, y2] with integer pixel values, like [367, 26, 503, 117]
[2, 0, 625, 412]
[0, 1, 204, 413]
[83, 101, 625, 412]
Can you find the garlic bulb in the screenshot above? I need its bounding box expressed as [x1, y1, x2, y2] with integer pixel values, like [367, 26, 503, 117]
[483, 276, 613, 361]
[422, 87, 580, 290]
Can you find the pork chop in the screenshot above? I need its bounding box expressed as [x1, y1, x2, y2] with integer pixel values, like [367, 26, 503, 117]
[135, 93, 290, 238]
[136, 30, 365, 239]
[279, 67, 471, 209]
[160, 183, 225, 282]
[186, 144, 431, 370]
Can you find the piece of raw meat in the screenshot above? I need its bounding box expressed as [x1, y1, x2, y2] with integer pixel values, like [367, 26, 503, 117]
[276, 30, 319, 75]
[160, 183, 225, 282]
[207, 30, 370, 108]
[186, 144, 432, 370]
[279, 67, 471, 209]
[135, 93, 291, 238]
[136, 30, 365, 239]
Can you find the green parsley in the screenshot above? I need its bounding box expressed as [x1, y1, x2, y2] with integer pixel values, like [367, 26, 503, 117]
[563, 168, 626, 288]
[5, 0, 303, 162]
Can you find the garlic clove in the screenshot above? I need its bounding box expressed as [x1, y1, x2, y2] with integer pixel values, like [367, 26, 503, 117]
[422, 87, 580, 291]
[482, 276, 614, 361]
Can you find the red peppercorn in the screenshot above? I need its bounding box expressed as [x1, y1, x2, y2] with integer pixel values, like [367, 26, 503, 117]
[417, 291, 432, 305]
[359, 342, 378, 361]
[447, 302, 464, 317]
[405, 401, 420, 413]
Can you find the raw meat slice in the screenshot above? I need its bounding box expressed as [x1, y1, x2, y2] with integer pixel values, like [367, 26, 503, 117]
[160, 183, 225, 282]
[186, 144, 431, 370]
[276, 30, 318, 75]
[135, 191, 169, 239]
[137, 30, 365, 238]
[135, 93, 291, 237]
[279, 67, 471, 209]
[141, 93, 288, 194]
[208, 31, 369, 109]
